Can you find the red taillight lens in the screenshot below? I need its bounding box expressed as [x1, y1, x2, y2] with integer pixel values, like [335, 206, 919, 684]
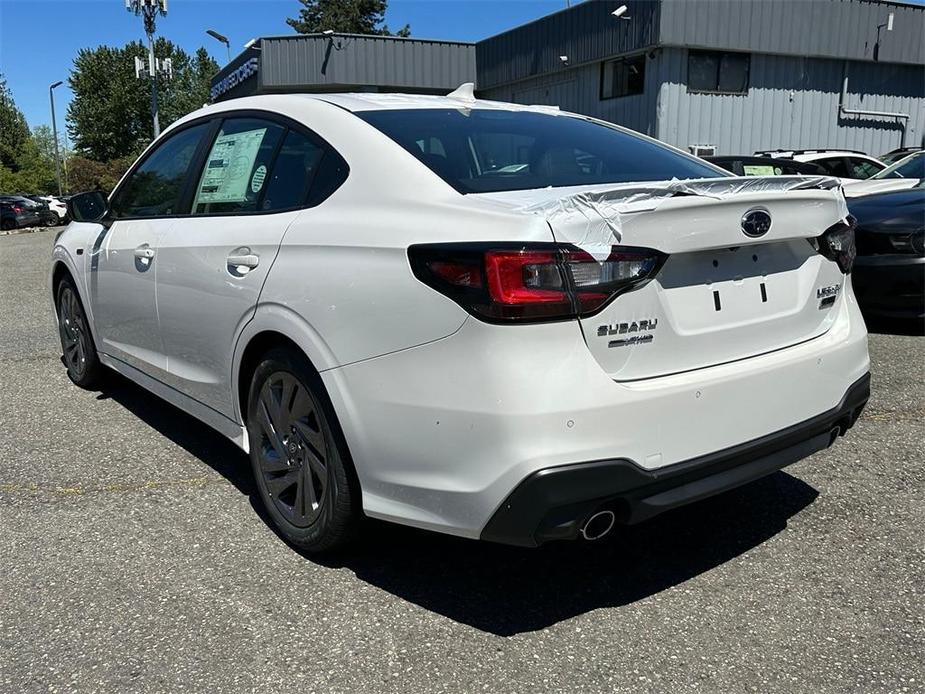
[13, 205, 23, 213]
[816, 217, 856, 274]
[485, 250, 567, 304]
[409, 243, 665, 323]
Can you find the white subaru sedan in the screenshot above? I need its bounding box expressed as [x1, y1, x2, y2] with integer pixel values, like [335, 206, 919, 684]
[53, 92, 870, 551]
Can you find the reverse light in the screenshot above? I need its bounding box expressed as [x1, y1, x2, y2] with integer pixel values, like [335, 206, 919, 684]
[409, 243, 665, 323]
[816, 217, 857, 274]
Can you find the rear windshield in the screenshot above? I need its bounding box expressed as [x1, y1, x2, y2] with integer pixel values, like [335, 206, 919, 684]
[874, 152, 924, 180]
[357, 108, 724, 193]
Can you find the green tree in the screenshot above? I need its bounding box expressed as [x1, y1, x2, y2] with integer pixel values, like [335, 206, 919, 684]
[0, 74, 31, 173]
[67, 39, 218, 161]
[287, 0, 410, 36]
[0, 126, 58, 194]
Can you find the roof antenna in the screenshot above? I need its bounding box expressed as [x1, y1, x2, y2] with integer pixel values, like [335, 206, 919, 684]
[447, 82, 476, 102]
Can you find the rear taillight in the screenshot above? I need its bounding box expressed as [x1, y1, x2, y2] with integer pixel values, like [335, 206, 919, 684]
[815, 217, 856, 274]
[13, 205, 23, 213]
[409, 243, 665, 323]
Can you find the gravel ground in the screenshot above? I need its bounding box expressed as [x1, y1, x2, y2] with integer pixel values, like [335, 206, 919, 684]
[1, 228, 923, 693]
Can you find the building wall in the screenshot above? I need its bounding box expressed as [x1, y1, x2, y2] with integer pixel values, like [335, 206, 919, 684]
[659, 0, 925, 67]
[477, 0, 659, 90]
[656, 47, 925, 155]
[260, 35, 476, 93]
[480, 47, 924, 156]
[479, 54, 660, 137]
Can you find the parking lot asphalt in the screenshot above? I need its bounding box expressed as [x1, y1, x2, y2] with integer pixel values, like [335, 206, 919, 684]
[1, 228, 922, 693]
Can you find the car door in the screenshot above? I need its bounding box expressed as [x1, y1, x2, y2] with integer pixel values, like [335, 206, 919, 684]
[154, 116, 332, 418]
[90, 122, 212, 377]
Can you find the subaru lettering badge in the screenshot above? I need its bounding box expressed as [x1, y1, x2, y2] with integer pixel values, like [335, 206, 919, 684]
[741, 207, 772, 238]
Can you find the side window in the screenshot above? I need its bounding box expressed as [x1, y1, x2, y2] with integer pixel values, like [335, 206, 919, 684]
[847, 158, 882, 179]
[601, 54, 646, 99]
[110, 123, 210, 218]
[260, 130, 325, 211]
[192, 118, 285, 214]
[688, 50, 750, 94]
[816, 157, 850, 178]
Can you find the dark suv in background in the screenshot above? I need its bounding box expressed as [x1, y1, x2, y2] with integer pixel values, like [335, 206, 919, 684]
[0, 198, 42, 230]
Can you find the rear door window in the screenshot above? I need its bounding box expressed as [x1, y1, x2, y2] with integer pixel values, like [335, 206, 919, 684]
[192, 118, 285, 215]
[260, 130, 325, 211]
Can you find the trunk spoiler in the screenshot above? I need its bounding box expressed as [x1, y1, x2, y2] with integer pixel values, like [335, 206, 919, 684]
[513, 176, 850, 258]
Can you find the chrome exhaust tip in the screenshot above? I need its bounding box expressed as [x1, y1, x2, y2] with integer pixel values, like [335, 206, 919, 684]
[580, 510, 616, 541]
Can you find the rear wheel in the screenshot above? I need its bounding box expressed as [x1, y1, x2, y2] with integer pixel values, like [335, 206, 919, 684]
[1, 218, 14, 231]
[47, 212, 61, 227]
[56, 276, 103, 388]
[246, 348, 360, 552]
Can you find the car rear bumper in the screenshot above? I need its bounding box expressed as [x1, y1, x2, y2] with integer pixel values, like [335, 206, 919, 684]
[322, 291, 869, 541]
[481, 372, 869, 546]
[853, 255, 925, 319]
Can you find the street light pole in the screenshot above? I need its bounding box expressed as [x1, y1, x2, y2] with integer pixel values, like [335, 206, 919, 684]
[49, 81, 64, 196]
[206, 29, 231, 63]
[126, 0, 168, 138]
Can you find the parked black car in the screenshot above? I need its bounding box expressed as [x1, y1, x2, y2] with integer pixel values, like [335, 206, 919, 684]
[0, 199, 42, 231]
[705, 156, 827, 176]
[15, 194, 60, 226]
[0, 195, 51, 227]
[879, 147, 922, 167]
[848, 184, 924, 321]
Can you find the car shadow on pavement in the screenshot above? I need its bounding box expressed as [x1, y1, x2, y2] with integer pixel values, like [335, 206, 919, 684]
[99, 371, 819, 637]
[98, 372, 254, 495]
[319, 472, 818, 636]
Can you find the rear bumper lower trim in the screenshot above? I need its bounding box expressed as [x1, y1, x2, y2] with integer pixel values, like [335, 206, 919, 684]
[480, 372, 870, 547]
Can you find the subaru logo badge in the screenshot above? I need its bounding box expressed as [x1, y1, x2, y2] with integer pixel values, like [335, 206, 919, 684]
[741, 208, 772, 238]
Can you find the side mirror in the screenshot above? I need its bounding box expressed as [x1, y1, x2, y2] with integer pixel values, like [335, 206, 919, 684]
[67, 191, 109, 223]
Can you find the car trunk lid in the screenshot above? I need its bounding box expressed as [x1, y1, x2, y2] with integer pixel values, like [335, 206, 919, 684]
[479, 176, 850, 380]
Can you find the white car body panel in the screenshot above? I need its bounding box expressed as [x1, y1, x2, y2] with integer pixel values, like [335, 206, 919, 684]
[323, 289, 867, 537]
[50, 93, 871, 543]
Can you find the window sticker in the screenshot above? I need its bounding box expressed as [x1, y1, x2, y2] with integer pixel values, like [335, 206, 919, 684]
[743, 165, 776, 176]
[195, 128, 267, 204]
[250, 164, 267, 193]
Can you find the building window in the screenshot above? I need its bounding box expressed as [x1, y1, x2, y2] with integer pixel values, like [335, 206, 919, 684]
[687, 50, 750, 94]
[600, 55, 646, 99]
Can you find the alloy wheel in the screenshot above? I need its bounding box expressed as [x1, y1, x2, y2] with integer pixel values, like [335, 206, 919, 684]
[58, 286, 89, 378]
[255, 371, 330, 528]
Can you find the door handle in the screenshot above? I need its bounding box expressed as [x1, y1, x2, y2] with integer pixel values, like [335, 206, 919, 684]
[226, 248, 259, 276]
[134, 244, 155, 259]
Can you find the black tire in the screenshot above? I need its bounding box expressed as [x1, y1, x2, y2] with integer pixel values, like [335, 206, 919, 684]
[47, 212, 61, 227]
[1, 218, 14, 231]
[246, 347, 360, 552]
[55, 276, 104, 389]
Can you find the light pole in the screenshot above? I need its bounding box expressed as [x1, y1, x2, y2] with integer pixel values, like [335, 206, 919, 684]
[126, 0, 168, 138]
[49, 81, 64, 196]
[206, 29, 231, 63]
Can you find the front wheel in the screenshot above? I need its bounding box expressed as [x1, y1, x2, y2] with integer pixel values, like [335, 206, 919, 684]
[246, 348, 361, 552]
[56, 277, 103, 388]
[47, 212, 61, 227]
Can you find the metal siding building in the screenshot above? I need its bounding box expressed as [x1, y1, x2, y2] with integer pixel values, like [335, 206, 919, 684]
[211, 1, 924, 156]
[210, 34, 476, 101]
[477, 0, 925, 155]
